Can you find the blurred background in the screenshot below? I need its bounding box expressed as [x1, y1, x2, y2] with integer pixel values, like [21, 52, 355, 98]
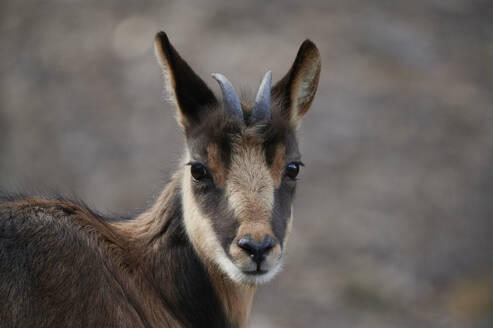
[1, 0, 493, 327]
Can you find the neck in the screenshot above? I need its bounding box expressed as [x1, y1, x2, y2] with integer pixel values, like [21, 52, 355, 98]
[112, 172, 255, 328]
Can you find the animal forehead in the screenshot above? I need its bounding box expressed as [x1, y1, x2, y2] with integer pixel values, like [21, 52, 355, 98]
[188, 123, 299, 166]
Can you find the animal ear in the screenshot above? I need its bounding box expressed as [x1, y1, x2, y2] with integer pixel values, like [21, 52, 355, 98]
[154, 31, 218, 129]
[272, 39, 321, 129]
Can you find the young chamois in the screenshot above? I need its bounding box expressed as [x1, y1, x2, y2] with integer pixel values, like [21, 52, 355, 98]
[0, 31, 321, 327]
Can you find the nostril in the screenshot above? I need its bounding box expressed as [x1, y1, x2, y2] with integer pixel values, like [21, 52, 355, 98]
[237, 235, 276, 267]
[237, 236, 255, 253]
[261, 236, 275, 252]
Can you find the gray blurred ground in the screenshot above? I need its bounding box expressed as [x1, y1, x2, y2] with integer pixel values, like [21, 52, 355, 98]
[1, 1, 493, 327]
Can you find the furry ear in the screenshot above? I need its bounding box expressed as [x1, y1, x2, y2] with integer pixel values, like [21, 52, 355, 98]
[154, 31, 218, 129]
[272, 40, 321, 129]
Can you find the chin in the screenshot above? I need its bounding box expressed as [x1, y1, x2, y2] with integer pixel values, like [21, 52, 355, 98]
[216, 255, 284, 285]
[240, 263, 284, 285]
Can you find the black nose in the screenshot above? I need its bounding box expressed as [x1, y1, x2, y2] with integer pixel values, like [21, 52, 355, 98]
[237, 235, 275, 268]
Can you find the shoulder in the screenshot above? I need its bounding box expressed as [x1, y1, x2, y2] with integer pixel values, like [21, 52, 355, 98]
[1, 193, 98, 226]
[0, 193, 126, 249]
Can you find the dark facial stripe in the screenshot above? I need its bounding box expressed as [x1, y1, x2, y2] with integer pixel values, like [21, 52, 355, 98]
[271, 178, 295, 247]
[192, 184, 240, 253]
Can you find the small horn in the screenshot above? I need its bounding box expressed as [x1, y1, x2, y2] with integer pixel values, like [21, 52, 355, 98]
[252, 71, 272, 122]
[211, 73, 243, 121]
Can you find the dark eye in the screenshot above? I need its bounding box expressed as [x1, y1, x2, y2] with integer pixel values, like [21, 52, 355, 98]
[190, 163, 209, 181]
[285, 162, 301, 180]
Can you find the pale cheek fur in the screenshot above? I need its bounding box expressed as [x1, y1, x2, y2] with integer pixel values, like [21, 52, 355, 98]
[181, 151, 229, 270]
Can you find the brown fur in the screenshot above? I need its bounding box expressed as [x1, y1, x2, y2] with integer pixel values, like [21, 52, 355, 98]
[207, 267, 256, 327]
[207, 143, 227, 188]
[1, 197, 126, 250]
[0, 196, 182, 327]
[270, 144, 287, 187]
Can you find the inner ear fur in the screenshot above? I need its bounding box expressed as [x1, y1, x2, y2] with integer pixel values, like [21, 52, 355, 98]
[272, 39, 321, 129]
[154, 31, 218, 129]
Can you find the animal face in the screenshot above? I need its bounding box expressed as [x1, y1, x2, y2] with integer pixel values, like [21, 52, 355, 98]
[154, 32, 320, 284]
[181, 110, 301, 284]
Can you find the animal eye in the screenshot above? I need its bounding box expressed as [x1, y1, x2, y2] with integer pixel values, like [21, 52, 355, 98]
[190, 163, 209, 181]
[285, 162, 301, 180]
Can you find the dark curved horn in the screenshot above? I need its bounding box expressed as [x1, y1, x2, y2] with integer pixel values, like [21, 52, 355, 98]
[252, 71, 272, 122]
[211, 73, 243, 121]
